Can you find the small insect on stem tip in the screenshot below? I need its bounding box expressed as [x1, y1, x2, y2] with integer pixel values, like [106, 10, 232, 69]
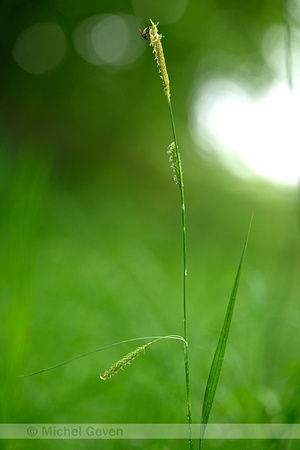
[139, 28, 148, 40]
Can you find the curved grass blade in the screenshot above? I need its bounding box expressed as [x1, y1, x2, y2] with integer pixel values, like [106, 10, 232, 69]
[199, 214, 253, 449]
[19, 335, 185, 378]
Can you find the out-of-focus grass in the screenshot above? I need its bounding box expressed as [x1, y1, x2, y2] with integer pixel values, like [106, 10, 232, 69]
[0, 146, 51, 424]
[0, 146, 299, 449]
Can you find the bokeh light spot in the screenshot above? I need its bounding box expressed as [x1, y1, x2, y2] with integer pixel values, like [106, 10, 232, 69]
[54, 0, 108, 17]
[73, 14, 144, 67]
[12, 22, 67, 75]
[91, 16, 128, 64]
[131, 0, 187, 24]
[191, 23, 300, 186]
[192, 78, 300, 186]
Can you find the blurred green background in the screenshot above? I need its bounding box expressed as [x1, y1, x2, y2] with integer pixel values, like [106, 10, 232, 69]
[0, 0, 299, 449]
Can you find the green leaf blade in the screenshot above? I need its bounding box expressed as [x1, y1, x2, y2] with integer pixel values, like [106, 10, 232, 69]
[199, 214, 253, 448]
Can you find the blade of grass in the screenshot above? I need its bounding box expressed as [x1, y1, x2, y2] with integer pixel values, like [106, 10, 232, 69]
[20, 335, 185, 378]
[1, 148, 51, 422]
[199, 214, 253, 449]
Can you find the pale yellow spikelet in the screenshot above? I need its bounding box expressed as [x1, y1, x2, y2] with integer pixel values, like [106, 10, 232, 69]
[149, 19, 170, 102]
[100, 340, 159, 380]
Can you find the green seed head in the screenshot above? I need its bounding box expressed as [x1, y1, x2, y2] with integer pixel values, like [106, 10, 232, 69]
[167, 142, 182, 187]
[100, 340, 158, 380]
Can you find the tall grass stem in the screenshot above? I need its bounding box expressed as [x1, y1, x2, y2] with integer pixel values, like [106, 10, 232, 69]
[169, 99, 193, 449]
[148, 19, 193, 447]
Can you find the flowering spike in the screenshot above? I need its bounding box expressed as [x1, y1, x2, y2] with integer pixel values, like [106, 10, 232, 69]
[149, 19, 170, 102]
[168, 142, 182, 188]
[100, 340, 159, 380]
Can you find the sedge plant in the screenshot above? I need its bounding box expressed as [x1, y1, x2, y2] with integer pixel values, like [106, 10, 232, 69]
[20, 19, 253, 449]
[140, 20, 252, 448]
[147, 19, 193, 445]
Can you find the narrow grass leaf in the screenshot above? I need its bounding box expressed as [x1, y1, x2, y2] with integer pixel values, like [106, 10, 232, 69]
[199, 214, 253, 449]
[20, 335, 185, 378]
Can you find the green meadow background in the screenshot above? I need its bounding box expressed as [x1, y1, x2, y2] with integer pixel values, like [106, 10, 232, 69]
[0, 1, 299, 449]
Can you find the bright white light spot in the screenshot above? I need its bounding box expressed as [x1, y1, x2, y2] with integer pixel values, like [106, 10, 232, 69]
[192, 79, 300, 185]
[192, 23, 300, 186]
[12, 22, 67, 74]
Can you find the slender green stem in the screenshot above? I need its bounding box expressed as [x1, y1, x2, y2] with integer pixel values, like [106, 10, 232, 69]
[168, 99, 193, 449]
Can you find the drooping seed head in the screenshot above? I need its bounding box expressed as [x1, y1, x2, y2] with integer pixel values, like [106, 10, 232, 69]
[100, 340, 159, 380]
